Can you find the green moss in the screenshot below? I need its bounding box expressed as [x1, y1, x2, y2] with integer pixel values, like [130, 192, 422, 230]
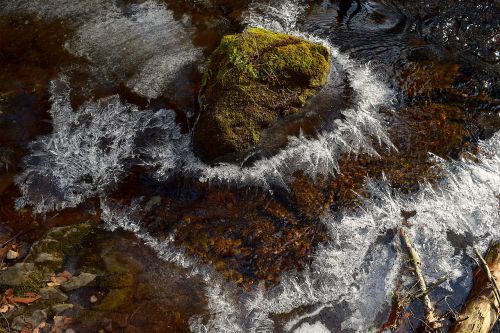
[194, 28, 331, 162]
[14, 270, 48, 295]
[94, 288, 131, 312]
[98, 272, 134, 290]
[26, 223, 93, 267]
[203, 28, 330, 90]
[45, 223, 93, 254]
[265, 43, 330, 87]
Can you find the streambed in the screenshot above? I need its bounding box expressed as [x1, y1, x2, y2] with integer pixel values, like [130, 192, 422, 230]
[0, 0, 499, 332]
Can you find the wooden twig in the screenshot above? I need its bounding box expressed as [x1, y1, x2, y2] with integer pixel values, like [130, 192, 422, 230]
[410, 274, 449, 301]
[0, 228, 34, 248]
[400, 228, 442, 330]
[0, 231, 23, 248]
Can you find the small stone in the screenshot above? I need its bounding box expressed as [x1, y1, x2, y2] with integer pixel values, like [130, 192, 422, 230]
[61, 272, 96, 291]
[51, 303, 74, 314]
[39, 287, 68, 302]
[90, 295, 98, 303]
[6, 250, 19, 260]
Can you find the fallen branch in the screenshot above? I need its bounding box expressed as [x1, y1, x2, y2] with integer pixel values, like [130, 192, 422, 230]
[449, 241, 500, 333]
[400, 228, 442, 330]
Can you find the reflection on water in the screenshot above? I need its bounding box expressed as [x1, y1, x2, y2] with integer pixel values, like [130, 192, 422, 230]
[0, 0, 499, 332]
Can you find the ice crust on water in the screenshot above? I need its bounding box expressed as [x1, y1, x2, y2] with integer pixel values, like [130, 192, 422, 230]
[1, 0, 202, 99]
[0, 0, 115, 21]
[295, 322, 330, 333]
[15, 77, 192, 213]
[67, 0, 201, 99]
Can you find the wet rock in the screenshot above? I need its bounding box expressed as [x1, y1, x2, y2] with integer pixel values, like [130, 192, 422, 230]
[12, 309, 47, 331]
[61, 272, 96, 292]
[39, 287, 69, 303]
[0, 263, 35, 286]
[33, 252, 59, 265]
[51, 303, 74, 315]
[193, 27, 331, 162]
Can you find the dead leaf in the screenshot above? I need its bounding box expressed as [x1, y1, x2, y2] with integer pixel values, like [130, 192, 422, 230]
[12, 295, 41, 304]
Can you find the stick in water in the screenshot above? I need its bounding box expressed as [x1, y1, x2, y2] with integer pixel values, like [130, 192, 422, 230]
[400, 228, 442, 330]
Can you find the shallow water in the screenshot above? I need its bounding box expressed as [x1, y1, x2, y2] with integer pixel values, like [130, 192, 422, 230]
[0, 0, 499, 332]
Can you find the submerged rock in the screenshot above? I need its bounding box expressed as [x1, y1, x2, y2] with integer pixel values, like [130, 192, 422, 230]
[39, 287, 69, 303]
[61, 272, 96, 292]
[25, 223, 93, 271]
[193, 27, 331, 162]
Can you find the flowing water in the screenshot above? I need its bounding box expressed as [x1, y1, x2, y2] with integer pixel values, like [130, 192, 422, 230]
[0, 0, 499, 332]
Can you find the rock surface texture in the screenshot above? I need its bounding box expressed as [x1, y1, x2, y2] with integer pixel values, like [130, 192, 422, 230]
[193, 27, 331, 162]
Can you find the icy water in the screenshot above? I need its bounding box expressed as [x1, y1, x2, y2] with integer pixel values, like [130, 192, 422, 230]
[0, 0, 499, 332]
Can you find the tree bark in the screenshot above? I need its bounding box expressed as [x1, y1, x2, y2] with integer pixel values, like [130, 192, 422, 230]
[449, 241, 500, 333]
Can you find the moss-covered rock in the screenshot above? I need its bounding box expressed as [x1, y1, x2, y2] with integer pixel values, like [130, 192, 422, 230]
[24, 222, 93, 272]
[193, 27, 331, 162]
